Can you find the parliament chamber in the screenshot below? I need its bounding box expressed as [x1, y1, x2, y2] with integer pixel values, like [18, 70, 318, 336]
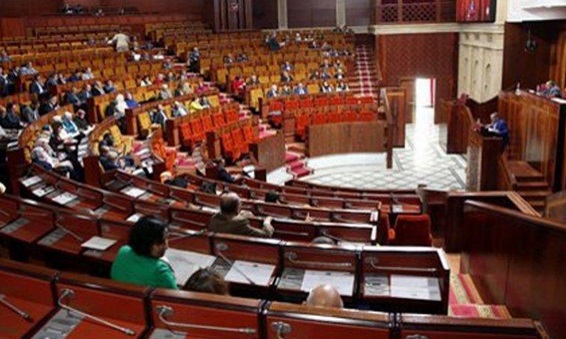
[0, 0, 565, 338]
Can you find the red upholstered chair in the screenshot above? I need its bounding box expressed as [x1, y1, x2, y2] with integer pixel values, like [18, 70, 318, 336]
[389, 214, 433, 246]
[212, 113, 226, 128]
[224, 109, 238, 123]
[231, 128, 249, 153]
[190, 118, 205, 144]
[269, 100, 284, 112]
[314, 96, 329, 107]
[295, 113, 310, 140]
[221, 132, 241, 161]
[312, 112, 327, 125]
[328, 111, 341, 123]
[344, 111, 357, 122]
[179, 122, 193, 148]
[201, 114, 214, 132]
[243, 125, 258, 144]
[330, 95, 345, 106]
[360, 96, 374, 104]
[359, 111, 375, 122]
[285, 99, 300, 110]
[346, 95, 359, 105]
[299, 97, 313, 108]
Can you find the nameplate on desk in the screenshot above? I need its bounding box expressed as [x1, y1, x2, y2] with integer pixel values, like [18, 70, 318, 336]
[93, 206, 110, 216]
[166, 248, 216, 286]
[31, 309, 83, 339]
[121, 186, 146, 198]
[391, 205, 404, 214]
[301, 270, 354, 296]
[21, 176, 42, 187]
[149, 328, 187, 339]
[224, 260, 275, 286]
[32, 186, 55, 198]
[37, 228, 67, 247]
[0, 218, 30, 235]
[390, 275, 441, 301]
[81, 236, 117, 251]
[51, 192, 78, 206]
[139, 192, 154, 201]
[126, 213, 143, 223]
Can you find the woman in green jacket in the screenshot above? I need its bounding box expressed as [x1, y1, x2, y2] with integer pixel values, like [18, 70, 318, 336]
[111, 216, 178, 289]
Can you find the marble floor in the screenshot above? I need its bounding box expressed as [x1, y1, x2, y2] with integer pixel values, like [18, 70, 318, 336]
[268, 106, 468, 191]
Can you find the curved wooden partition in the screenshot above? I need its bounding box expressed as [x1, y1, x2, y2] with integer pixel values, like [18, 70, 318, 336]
[461, 200, 566, 339]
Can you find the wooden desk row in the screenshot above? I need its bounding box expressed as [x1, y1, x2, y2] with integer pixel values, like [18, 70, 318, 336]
[0, 258, 546, 339]
[19, 166, 379, 245]
[0, 192, 448, 315]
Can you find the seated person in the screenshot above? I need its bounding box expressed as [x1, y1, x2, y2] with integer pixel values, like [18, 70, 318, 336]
[236, 51, 248, 63]
[172, 101, 188, 117]
[294, 83, 308, 95]
[281, 61, 293, 72]
[320, 81, 334, 93]
[159, 84, 173, 100]
[214, 158, 242, 183]
[267, 32, 283, 51]
[232, 76, 246, 98]
[111, 217, 178, 289]
[0, 104, 24, 129]
[92, 81, 106, 96]
[223, 54, 234, 65]
[103, 80, 116, 93]
[281, 84, 292, 96]
[265, 190, 283, 204]
[151, 104, 168, 129]
[208, 192, 274, 237]
[266, 85, 279, 99]
[160, 171, 188, 188]
[477, 112, 509, 147]
[305, 284, 343, 308]
[199, 95, 211, 109]
[61, 111, 80, 138]
[184, 267, 229, 295]
[541, 80, 562, 98]
[280, 71, 293, 83]
[336, 81, 349, 92]
[334, 68, 345, 80]
[31, 146, 77, 179]
[73, 109, 91, 132]
[189, 96, 204, 113]
[309, 71, 320, 80]
[140, 75, 153, 87]
[125, 92, 139, 109]
[247, 74, 260, 86]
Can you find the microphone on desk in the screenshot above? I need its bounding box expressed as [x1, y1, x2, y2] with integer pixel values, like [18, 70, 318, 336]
[57, 289, 136, 336]
[0, 294, 33, 322]
[168, 228, 207, 242]
[156, 305, 256, 334]
[214, 243, 256, 285]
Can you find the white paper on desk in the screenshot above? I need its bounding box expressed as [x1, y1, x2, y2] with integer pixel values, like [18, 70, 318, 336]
[121, 186, 146, 198]
[21, 176, 42, 187]
[81, 236, 117, 251]
[51, 192, 78, 205]
[390, 275, 441, 301]
[32, 186, 55, 197]
[165, 248, 217, 286]
[301, 270, 355, 296]
[224, 260, 275, 286]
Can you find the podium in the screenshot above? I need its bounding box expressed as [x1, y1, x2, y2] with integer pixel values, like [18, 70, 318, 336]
[466, 131, 502, 191]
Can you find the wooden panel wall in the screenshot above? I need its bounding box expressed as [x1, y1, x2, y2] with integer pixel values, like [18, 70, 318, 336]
[377, 33, 459, 124]
[252, 0, 278, 29]
[287, 0, 336, 28]
[0, 0, 203, 17]
[346, 0, 374, 26]
[306, 121, 387, 157]
[461, 201, 566, 339]
[497, 91, 566, 191]
[502, 22, 558, 91]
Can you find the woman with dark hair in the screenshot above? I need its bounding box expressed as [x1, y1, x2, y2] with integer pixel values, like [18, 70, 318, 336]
[184, 267, 228, 295]
[111, 217, 177, 289]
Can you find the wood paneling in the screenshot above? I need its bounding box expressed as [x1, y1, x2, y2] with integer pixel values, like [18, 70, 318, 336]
[252, 0, 278, 29]
[346, 0, 373, 26]
[461, 201, 566, 339]
[250, 131, 286, 172]
[306, 121, 387, 157]
[377, 33, 458, 124]
[502, 22, 558, 91]
[287, 0, 336, 28]
[498, 91, 566, 191]
[0, 0, 203, 17]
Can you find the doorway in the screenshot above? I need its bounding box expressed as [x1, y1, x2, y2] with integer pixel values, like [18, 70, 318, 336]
[415, 78, 435, 126]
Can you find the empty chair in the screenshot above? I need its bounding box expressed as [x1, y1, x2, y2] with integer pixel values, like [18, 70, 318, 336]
[389, 214, 432, 246]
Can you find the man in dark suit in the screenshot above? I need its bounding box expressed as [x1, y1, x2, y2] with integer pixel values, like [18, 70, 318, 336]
[208, 193, 274, 238]
[91, 81, 106, 96]
[21, 100, 40, 124]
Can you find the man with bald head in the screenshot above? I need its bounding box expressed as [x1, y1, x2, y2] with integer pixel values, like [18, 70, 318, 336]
[208, 193, 274, 237]
[305, 284, 344, 308]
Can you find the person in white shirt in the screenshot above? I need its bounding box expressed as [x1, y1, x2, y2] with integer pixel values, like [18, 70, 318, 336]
[108, 31, 130, 53]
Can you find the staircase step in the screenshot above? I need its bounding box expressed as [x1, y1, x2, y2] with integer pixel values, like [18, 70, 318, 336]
[519, 190, 551, 198]
[508, 161, 545, 182]
[290, 167, 312, 178]
[515, 181, 550, 191]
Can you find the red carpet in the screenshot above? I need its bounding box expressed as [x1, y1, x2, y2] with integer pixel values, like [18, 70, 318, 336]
[448, 274, 512, 319]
